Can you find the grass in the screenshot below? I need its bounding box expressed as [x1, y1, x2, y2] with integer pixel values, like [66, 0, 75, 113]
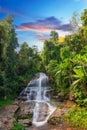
[0, 99, 13, 107]
[64, 106, 87, 129]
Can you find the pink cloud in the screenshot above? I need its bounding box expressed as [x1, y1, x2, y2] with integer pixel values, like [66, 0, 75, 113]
[17, 16, 71, 32]
[36, 33, 44, 37]
[17, 25, 55, 32]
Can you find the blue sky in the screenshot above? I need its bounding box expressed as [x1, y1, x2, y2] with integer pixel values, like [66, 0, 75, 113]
[0, 0, 87, 50]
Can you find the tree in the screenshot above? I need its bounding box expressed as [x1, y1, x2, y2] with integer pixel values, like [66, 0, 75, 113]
[0, 15, 19, 98]
[0, 25, 7, 61]
[6, 28, 19, 78]
[81, 9, 87, 26]
[60, 46, 70, 61]
[50, 30, 59, 43]
[70, 11, 80, 33]
[18, 42, 41, 83]
[41, 40, 54, 65]
[65, 34, 83, 54]
[19, 42, 29, 65]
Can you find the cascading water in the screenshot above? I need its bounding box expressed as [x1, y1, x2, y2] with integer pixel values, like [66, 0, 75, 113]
[19, 72, 56, 126]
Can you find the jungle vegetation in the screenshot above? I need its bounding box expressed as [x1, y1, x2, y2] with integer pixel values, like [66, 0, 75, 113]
[0, 9, 87, 128]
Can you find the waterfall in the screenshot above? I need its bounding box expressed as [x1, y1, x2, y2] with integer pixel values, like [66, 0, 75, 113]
[19, 72, 56, 126]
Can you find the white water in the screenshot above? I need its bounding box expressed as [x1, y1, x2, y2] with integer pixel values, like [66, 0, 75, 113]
[22, 73, 56, 126]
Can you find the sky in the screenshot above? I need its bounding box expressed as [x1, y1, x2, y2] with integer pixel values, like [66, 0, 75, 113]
[0, 0, 87, 51]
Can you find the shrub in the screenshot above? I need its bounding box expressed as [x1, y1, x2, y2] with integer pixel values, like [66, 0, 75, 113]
[64, 106, 87, 129]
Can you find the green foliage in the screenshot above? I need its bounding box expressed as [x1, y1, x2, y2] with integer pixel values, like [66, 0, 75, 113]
[0, 9, 87, 113]
[0, 99, 13, 106]
[11, 122, 25, 130]
[46, 60, 58, 75]
[81, 9, 87, 26]
[64, 106, 87, 129]
[41, 40, 54, 65]
[41, 9, 87, 107]
[68, 54, 87, 106]
[65, 33, 83, 54]
[60, 46, 70, 60]
[0, 15, 41, 99]
[50, 30, 59, 43]
[18, 114, 32, 120]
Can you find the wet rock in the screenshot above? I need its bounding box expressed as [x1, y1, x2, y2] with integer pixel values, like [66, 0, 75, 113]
[48, 101, 75, 126]
[36, 103, 49, 122]
[15, 102, 34, 127]
[52, 92, 69, 102]
[0, 117, 14, 130]
[18, 92, 28, 102]
[35, 73, 40, 79]
[22, 96, 27, 101]
[48, 107, 68, 125]
[0, 105, 19, 130]
[17, 102, 35, 117]
[18, 119, 32, 127]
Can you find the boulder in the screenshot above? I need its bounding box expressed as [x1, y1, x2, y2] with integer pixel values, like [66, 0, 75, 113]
[0, 105, 19, 130]
[18, 119, 32, 127]
[16, 102, 35, 117]
[48, 107, 68, 125]
[16, 102, 34, 127]
[48, 101, 75, 126]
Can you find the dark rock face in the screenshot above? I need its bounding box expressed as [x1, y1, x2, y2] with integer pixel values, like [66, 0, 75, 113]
[17, 73, 40, 102]
[52, 92, 69, 102]
[18, 119, 32, 127]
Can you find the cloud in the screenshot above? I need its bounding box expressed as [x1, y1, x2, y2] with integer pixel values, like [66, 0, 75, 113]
[35, 32, 50, 42]
[36, 33, 44, 37]
[58, 24, 71, 31]
[16, 16, 71, 32]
